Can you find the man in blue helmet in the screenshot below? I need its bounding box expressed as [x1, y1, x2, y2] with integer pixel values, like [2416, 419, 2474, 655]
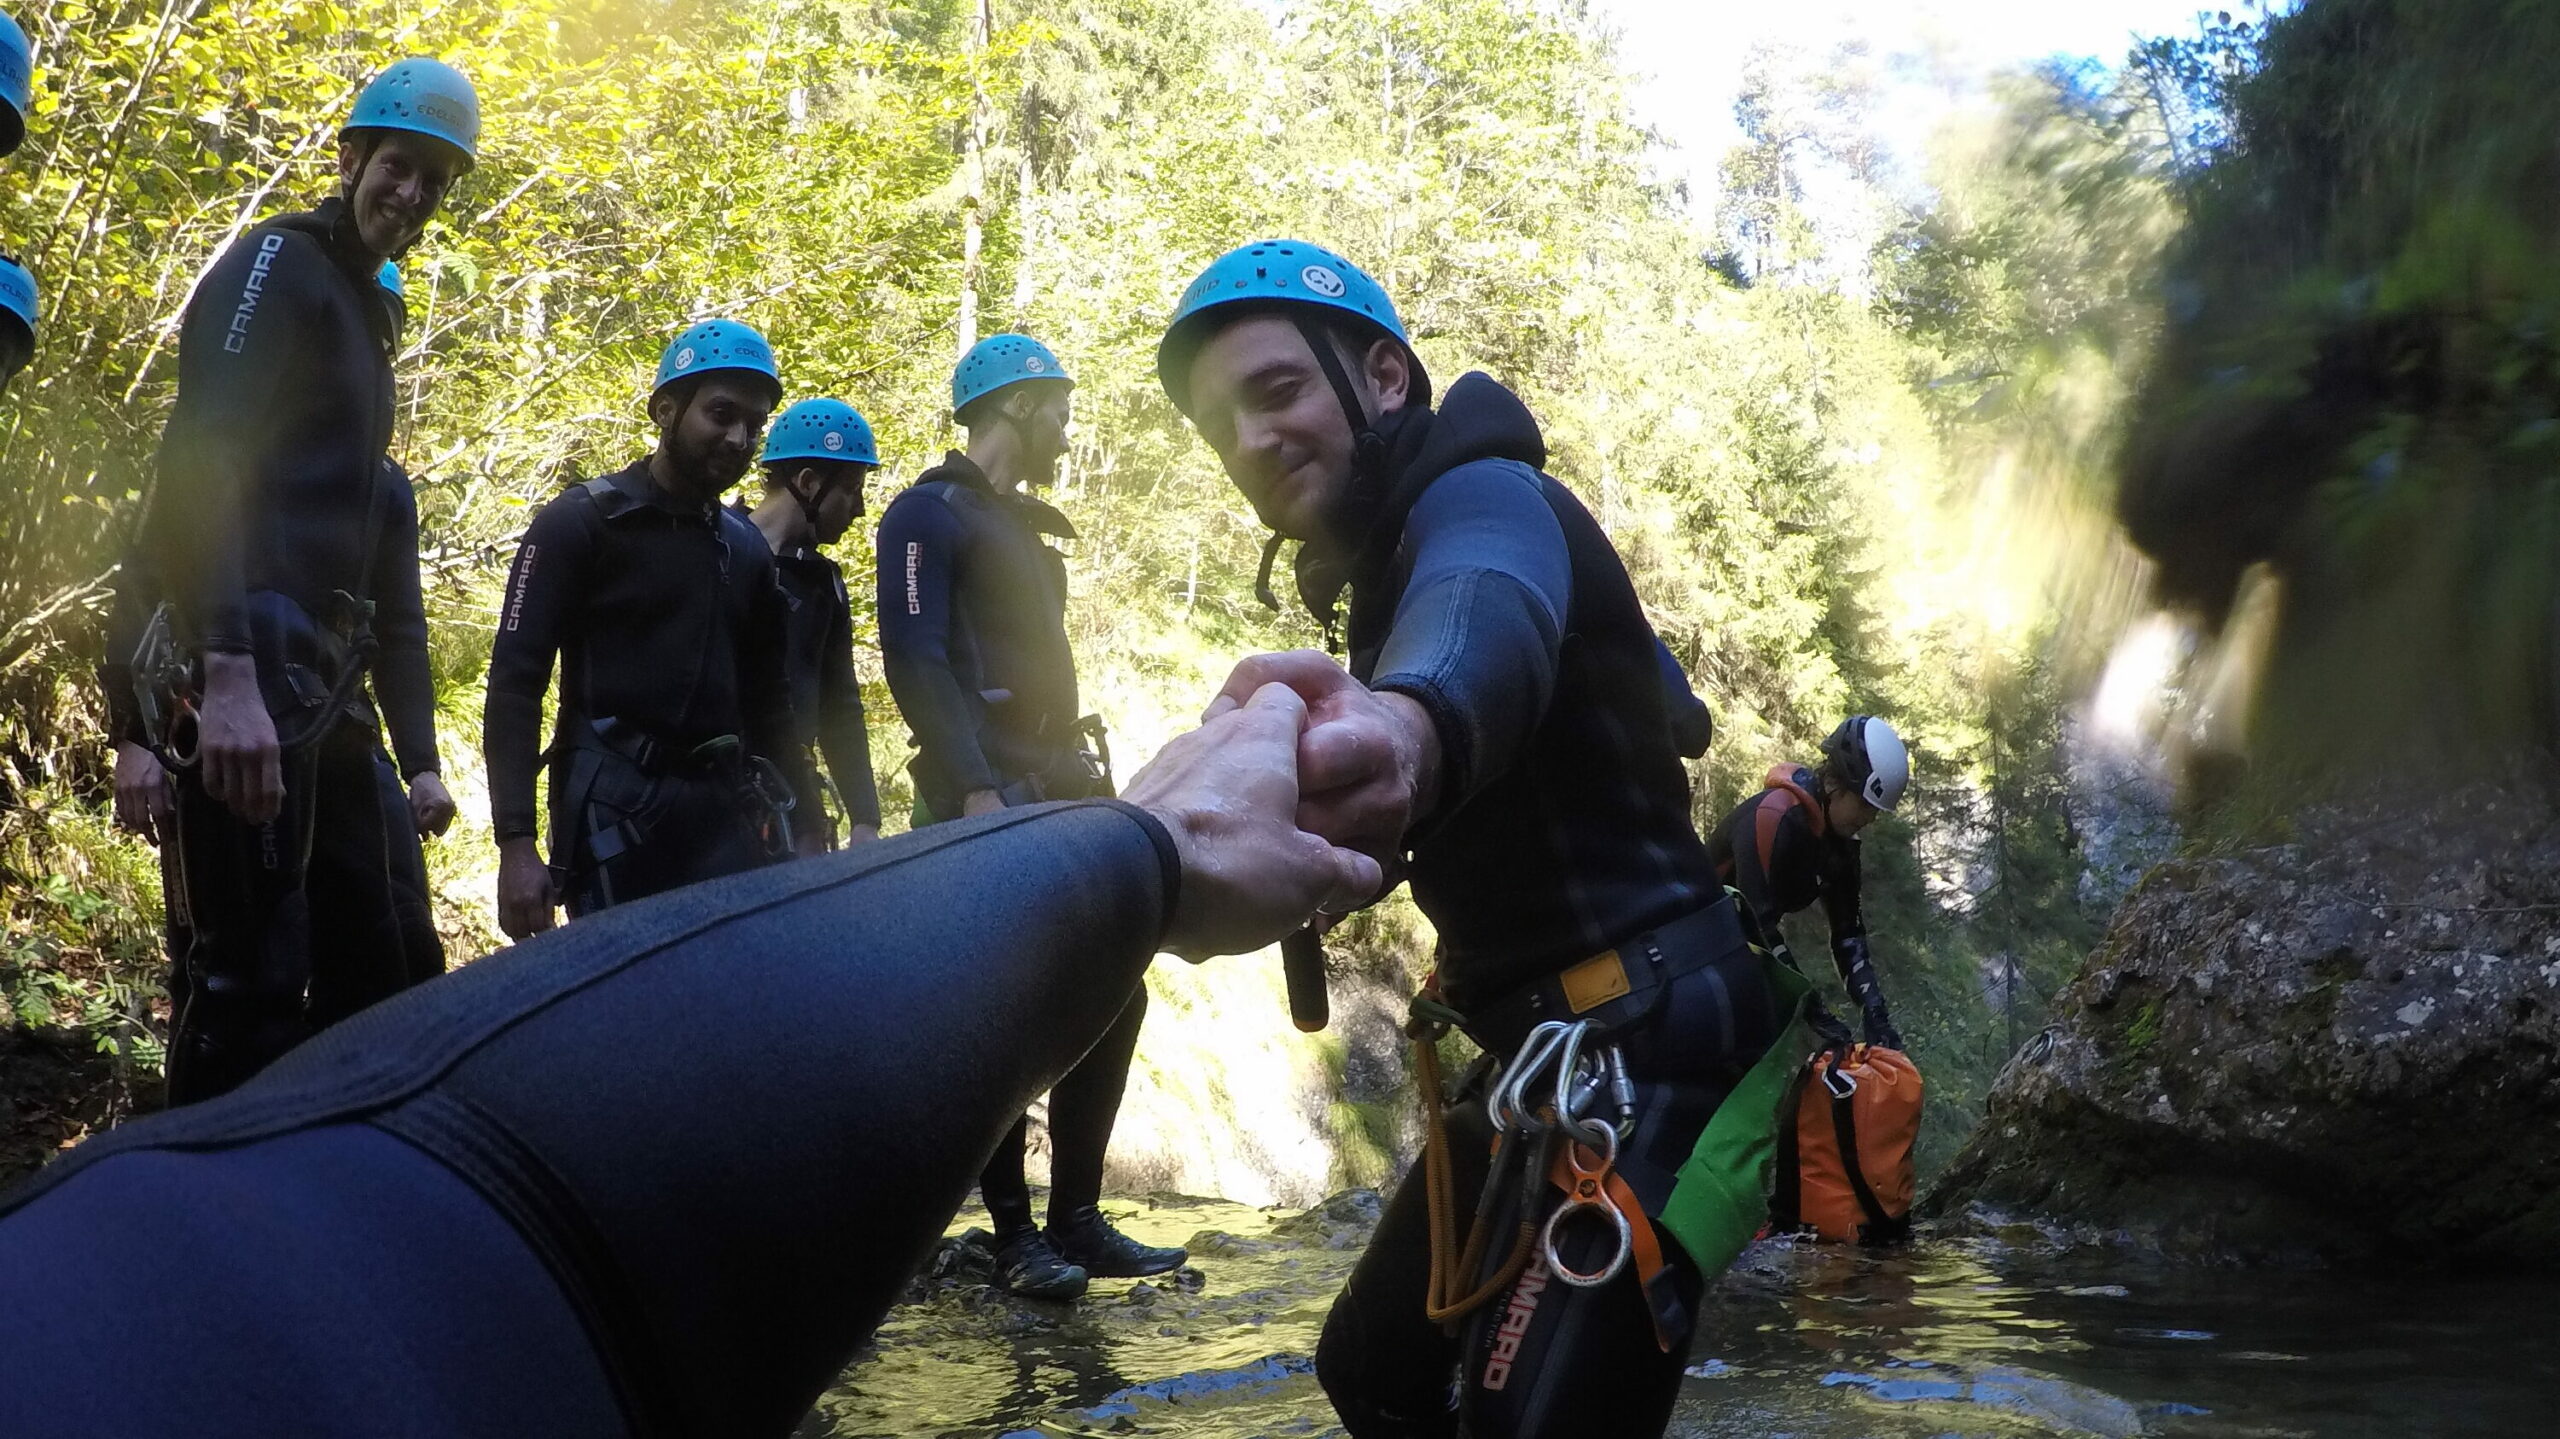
[484, 319, 818, 938]
[875, 333, 1185, 1298]
[741, 397, 884, 847]
[1158, 241, 1799, 1438]
[132, 57, 475, 1103]
[0, 7, 33, 159]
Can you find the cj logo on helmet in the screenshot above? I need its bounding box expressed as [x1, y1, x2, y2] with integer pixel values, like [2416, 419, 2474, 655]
[673, 346, 697, 371]
[1301, 265, 1346, 299]
[823, 431, 844, 451]
[224, 234, 289, 354]
[1024, 354, 1047, 374]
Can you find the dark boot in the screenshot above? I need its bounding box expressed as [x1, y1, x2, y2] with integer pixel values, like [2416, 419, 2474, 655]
[1046, 1203, 1188, 1278]
[991, 1225, 1089, 1300]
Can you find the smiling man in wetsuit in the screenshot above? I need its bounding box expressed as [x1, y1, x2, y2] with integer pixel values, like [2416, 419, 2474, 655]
[136, 59, 474, 1103]
[1158, 240, 1796, 1439]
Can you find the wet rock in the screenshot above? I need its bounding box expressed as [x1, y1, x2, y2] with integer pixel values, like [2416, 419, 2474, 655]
[1266, 1187, 1384, 1249]
[1930, 776, 2560, 1266]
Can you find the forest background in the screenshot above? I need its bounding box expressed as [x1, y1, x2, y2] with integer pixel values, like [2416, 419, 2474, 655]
[0, 0, 2249, 1198]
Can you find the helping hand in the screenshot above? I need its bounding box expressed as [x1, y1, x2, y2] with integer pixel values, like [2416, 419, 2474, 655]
[1127, 681, 1384, 962]
[1205, 650, 1438, 877]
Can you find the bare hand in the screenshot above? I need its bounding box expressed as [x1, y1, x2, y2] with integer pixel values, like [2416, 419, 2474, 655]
[497, 837, 559, 941]
[1207, 650, 1440, 868]
[407, 770, 457, 839]
[1126, 681, 1383, 961]
[112, 741, 174, 846]
[198, 652, 284, 824]
[794, 828, 826, 859]
[960, 789, 1005, 818]
[844, 823, 880, 846]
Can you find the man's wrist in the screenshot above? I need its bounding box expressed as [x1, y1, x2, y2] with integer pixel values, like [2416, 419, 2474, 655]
[1372, 690, 1443, 824]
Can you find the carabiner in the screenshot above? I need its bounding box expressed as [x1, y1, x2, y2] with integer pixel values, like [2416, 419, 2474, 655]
[1487, 1020, 1575, 1135]
[1541, 1131, 1631, 1289]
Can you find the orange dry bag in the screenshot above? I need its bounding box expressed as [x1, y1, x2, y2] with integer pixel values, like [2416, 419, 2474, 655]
[1770, 1044, 1921, 1245]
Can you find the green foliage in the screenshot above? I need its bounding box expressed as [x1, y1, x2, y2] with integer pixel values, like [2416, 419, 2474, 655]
[0, 0, 2155, 1189]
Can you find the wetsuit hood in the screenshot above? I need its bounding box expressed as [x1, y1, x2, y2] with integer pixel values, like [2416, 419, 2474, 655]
[1292, 372, 1549, 634]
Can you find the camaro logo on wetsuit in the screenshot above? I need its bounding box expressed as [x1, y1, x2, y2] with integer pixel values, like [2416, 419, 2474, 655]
[505, 544, 538, 631]
[223, 233, 289, 354]
[1481, 1253, 1553, 1391]
[1301, 264, 1347, 298]
[905, 540, 922, 615]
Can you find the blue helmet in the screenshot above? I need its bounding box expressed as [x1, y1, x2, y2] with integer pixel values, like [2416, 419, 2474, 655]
[1156, 239, 1427, 414]
[0, 10, 31, 158]
[344, 58, 479, 170]
[0, 252, 33, 361]
[951, 333, 1072, 418]
[376, 260, 403, 299]
[654, 318, 781, 405]
[761, 398, 879, 467]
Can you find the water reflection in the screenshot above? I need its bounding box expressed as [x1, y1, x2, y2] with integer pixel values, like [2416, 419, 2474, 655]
[806, 1195, 2556, 1437]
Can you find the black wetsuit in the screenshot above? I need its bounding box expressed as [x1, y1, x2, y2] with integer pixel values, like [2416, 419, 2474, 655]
[485, 462, 813, 915]
[748, 509, 882, 841]
[132, 196, 446, 1103]
[0, 801, 1180, 1439]
[874, 452, 1139, 1241]
[1309, 374, 1786, 1439]
[1706, 766, 1896, 1047]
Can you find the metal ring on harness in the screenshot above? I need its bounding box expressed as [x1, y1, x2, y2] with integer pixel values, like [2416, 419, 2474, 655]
[1541, 1127, 1632, 1289]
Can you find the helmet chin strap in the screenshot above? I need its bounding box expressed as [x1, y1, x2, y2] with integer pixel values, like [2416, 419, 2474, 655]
[1256, 315, 1389, 618]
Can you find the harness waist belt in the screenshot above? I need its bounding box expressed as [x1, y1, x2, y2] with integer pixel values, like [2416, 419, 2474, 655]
[1461, 898, 1753, 1057]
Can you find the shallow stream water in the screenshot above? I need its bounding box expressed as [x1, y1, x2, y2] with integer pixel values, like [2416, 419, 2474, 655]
[800, 1193, 2553, 1438]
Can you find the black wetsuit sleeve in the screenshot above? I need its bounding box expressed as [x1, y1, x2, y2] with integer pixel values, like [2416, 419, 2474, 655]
[1655, 636, 1711, 758]
[150, 230, 330, 655]
[0, 800, 1182, 1439]
[876, 492, 1000, 799]
[370, 471, 442, 779]
[483, 495, 592, 841]
[98, 553, 153, 747]
[818, 579, 882, 829]
[1367, 461, 1571, 818]
[1823, 839, 1888, 1011]
[744, 550, 822, 819]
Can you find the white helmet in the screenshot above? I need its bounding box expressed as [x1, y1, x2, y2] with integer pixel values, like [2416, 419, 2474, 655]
[1822, 715, 1908, 813]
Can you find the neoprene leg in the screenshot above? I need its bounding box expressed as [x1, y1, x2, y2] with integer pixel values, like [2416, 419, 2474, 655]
[1316, 1114, 1475, 1439]
[980, 1116, 1037, 1234]
[303, 730, 411, 1031]
[1455, 1211, 1699, 1439]
[165, 735, 323, 1106]
[1045, 985, 1147, 1218]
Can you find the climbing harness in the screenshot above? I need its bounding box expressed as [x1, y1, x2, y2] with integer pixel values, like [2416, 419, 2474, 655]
[1412, 998, 1652, 1327]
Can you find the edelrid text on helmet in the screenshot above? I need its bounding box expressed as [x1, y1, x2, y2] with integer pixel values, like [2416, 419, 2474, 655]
[1156, 239, 1429, 414]
[951, 334, 1073, 418]
[0, 9, 33, 158]
[654, 319, 782, 406]
[344, 57, 481, 170]
[762, 398, 880, 468]
[1822, 715, 1909, 814]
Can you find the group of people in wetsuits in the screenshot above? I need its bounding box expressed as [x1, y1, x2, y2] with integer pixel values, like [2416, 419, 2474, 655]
[0, 37, 1918, 1439]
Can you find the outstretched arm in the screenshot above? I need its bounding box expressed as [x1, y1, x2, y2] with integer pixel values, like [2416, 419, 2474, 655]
[0, 684, 1372, 1439]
